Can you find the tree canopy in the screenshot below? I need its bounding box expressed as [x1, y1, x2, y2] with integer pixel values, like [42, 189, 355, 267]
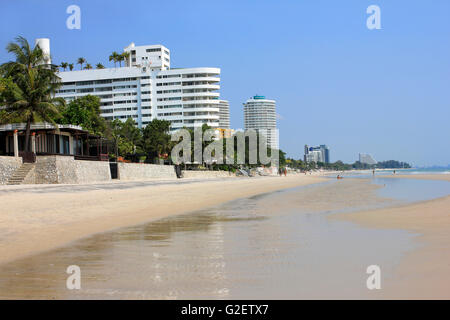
[142, 119, 172, 160]
[0, 36, 65, 151]
[59, 95, 106, 136]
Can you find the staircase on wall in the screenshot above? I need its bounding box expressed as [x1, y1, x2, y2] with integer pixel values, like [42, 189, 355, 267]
[7, 163, 35, 185]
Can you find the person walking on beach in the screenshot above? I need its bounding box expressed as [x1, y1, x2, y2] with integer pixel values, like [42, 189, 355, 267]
[174, 164, 183, 178]
[284, 168, 287, 176]
[372, 169, 375, 176]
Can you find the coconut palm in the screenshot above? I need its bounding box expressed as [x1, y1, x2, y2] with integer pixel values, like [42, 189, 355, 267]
[109, 51, 120, 67]
[77, 57, 86, 70]
[68, 63, 74, 71]
[60, 62, 68, 71]
[85, 63, 92, 70]
[96, 63, 105, 69]
[121, 52, 130, 67]
[0, 36, 65, 152]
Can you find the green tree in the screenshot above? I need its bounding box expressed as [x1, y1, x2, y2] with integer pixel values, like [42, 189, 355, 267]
[376, 160, 411, 169]
[106, 119, 140, 157]
[60, 95, 106, 135]
[68, 63, 74, 71]
[121, 52, 130, 67]
[278, 149, 286, 167]
[0, 36, 65, 152]
[60, 62, 68, 71]
[96, 63, 105, 69]
[77, 57, 85, 70]
[142, 119, 172, 161]
[119, 118, 142, 149]
[117, 54, 124, 67]
[85, 63, 92, 70]
[109, 52, 120, 67]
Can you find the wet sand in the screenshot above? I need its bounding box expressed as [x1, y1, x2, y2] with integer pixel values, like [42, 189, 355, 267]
[0, 174, 448, 299]
[334, 176, 450, 299]
[0, 175, 325, 266]
[0, 178, 409, 299]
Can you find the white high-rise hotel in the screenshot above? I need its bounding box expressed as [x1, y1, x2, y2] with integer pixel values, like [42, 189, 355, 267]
[243, 95, 279, 150]
[54, 40, 230, 131]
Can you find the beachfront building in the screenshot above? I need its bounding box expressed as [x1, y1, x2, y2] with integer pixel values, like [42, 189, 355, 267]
[359, 153, 377, 165]
[304, 145, 330, 163]
[53, 40, 229, 132]
[243, 95, 279, 150]
[0, 123, 110, 161]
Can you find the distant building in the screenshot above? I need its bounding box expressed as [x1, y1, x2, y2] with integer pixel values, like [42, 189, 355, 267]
[243, 95, 278, 150]
[359, 153, 377, 165]
[214, 128, 235, 139]
[218, 100, 230, 129]
[304, 145, 330, 163]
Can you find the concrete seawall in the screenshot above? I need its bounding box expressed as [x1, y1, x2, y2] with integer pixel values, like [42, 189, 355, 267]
[0, 156, 22, 184]
[182, 170, 234, 179]
[118, 162, 176, 180]
[1, 155, 236, 184]
[33, 156, 111, 184]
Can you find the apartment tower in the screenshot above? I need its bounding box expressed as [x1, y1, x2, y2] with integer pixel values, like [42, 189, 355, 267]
[243, 95, 278, 150]
[54, 41, 229, 131]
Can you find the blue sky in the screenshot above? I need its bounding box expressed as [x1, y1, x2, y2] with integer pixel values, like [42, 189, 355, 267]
[1, 0, 449, 166]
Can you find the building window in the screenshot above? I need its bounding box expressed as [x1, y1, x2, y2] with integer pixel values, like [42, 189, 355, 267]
[146, 48, 161, 53]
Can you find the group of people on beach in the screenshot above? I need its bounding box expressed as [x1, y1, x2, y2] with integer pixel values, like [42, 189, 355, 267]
[278, 167, 287, 176]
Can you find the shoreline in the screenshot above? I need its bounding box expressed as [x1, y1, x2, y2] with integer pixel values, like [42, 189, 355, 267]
[333, 173, 450, 299]
[0, 175, 326, 266]
[378, 173, 450, 182]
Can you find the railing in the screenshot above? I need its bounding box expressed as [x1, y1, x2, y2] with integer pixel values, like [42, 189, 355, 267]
[74, 154, 109, 161]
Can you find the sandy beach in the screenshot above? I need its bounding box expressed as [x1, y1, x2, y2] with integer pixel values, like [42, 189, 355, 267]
[335, 174, 450, 299]
[0, 172, 449, 299]
[0, 175, 325, 266]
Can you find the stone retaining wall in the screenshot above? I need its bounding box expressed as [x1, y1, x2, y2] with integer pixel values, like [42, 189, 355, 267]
[0, 156, 22, 184]
[182, 170, 235, 179]
[118, 162, 176, 180]
[34, 156, 111, 184]
[1, 155, 236, 185]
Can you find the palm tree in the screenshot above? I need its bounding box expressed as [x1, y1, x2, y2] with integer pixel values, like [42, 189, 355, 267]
[109, 51, 119, 67]
[68, 63, 74, 71]
[121, 52, 130, 67]
[85, 63, 92, 70]
[96, 63, 105, 69]
[60, 62, 68, 71]
[117, 55, 123, 67]
[0, 36, 65, 153]
[77, 57, 85, 70]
